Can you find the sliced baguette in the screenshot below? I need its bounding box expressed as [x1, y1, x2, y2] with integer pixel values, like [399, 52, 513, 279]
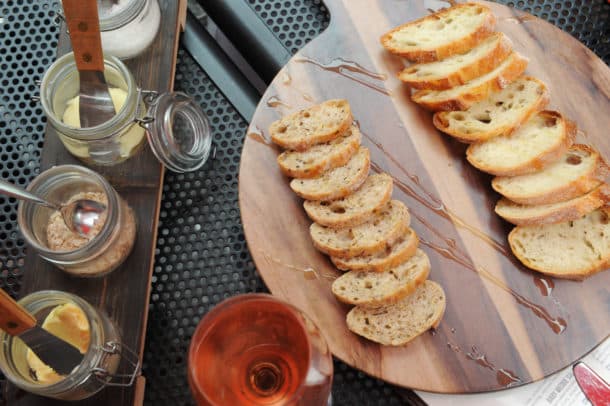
[310, 200, 410, 258]
[303, 173, 392, 228]
[270, 99, 352, 151]
[496, 183, 610, 226]
[398, 32, 513, 90]
[433, 76, 549, 143]
[332, 228, 419, 273]
[332, 249, 430, 306]
[290, 147, 370, 201]
[346, 280, 446, 346]
[508, 208, 610, 280]
[492, 145, 610, 205]
[412, 52, 528, 111]
[381, 3, 496, 62]
[466, 111, 576, 176]
[277, 124, 361, 178]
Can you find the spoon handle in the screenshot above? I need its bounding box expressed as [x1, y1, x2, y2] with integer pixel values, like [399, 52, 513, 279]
[0, 288, 36, 336]
[62, 0, 105, 72]
[0, 179, 57, 209]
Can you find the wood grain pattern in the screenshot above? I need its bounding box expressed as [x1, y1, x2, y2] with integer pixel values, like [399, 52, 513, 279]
[238, 0, 610, 393]
[62, 0, 105, 72]
[0, 288, 36, 335]
[4, 1, 185, 404]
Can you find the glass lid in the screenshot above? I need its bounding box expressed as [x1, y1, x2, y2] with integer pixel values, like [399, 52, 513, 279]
[145, 92, 212, 173]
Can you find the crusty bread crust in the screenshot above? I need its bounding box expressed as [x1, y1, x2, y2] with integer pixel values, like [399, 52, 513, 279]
[398, 32, 513, 90]
[310, 200, 410, 258]
[492, 145, 610, 205]
[346, 280, 446, 346]
[277, 124, 361, 178]
[412, 52, 528, 111]
[331, 228, 419, 272]
[508, 208, 610, 280]
[303, 173, 393, 228]
[270, 99, 352, 151]
[381, 3, 496, 62]
[496, 183, 610, 226]
[290, 147, 370, 201]
[432, 76, 549, 143]
[466, 111, 577, 176]
[331, 249, 430, 306]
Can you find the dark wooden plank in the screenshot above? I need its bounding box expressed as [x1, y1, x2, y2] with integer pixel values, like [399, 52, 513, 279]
[5, 1, 186, 404]
[238, 0, 610, 393]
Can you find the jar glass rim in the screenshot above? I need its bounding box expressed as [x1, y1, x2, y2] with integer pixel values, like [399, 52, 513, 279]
[17, 165, 119, 263]
[98, 0, 147, 31]
[0, 291, 103, 394]
[39, 53, 139, 141]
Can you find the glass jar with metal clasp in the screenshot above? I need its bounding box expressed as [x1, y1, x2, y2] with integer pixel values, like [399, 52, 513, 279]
[0, 290, 141, 400]
[37, 52, 213, 171]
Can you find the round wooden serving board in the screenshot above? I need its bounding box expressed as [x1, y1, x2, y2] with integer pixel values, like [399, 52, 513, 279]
[238, 0, 610, 393]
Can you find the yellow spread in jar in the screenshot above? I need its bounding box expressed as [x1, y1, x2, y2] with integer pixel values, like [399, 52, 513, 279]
[25, 303, 90, 384]
[61, 87, 146, 159]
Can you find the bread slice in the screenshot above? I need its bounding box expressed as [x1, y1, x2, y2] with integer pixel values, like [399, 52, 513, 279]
[466, 111, 576, 176]
[277, 124, 361, 178]
[269, 99, 352, 151]
[496, 183, 610, 226]
[310, 200, 410, 258]
[508, 208, 610, 280]
[380, 3, 496, 62]
[332, 249, 430, 306]
[303, 173, 392, 228]
[398, 32, 513, 90]
[332, 228, 419, 272]
[433, 76, 549, 143]
[412, 52, 528, 111]
[492, 145, 610, 205]
[290, 147, 370, 201]
[346, 280, 446, 346]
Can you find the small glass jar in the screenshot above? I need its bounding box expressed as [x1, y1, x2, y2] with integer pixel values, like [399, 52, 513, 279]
[39, 53, 212, 171]
[0, 291, 140, 400]
[18, 165, 136, 277]
[98, 0, 161, 59]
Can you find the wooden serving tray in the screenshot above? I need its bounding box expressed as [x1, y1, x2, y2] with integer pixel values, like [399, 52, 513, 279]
[5, 1, 186, 405]
[239, 0, 610, 394]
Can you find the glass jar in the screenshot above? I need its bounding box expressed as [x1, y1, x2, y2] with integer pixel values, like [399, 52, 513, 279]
[18, 165, 136, 277]
[39, 53, 212, 171]
[0, 291, 140, 400]
[98, 0, 161, 59]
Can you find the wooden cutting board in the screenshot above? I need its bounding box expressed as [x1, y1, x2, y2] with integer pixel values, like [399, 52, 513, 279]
[238, 0, 610, 393]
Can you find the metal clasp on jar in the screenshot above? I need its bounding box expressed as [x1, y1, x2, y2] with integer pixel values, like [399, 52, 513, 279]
[92, 341, 141, 387]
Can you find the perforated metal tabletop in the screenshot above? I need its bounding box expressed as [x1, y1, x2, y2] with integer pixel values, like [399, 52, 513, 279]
[0, 1, 608, 405]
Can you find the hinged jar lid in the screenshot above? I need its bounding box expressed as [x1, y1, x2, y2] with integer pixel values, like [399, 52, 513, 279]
[141, 91, 212, 173]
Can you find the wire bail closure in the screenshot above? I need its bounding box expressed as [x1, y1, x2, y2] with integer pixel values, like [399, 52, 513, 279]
[135, 89, 159, 128]
[92, 341, 141, 387]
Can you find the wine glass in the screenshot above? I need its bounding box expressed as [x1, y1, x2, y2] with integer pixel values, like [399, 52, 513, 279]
[188, 293, 333, 405]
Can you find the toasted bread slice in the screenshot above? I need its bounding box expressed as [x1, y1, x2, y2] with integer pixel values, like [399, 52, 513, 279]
[277, 124, 361, 178]
[332, 249, 430, 306]
[508, 208, 610, 280]
[303, 173, 392, 228]
[433, 76, 549, 143]
[496, 183, 610, 226]
[398, 32, 513, 90]
[466, 111, 576, 176]
[290, 147, 370, 201]
[346, 280, 446, 346]
[332, 228, 419, 273]
[270, 99, 352, 151]
[381, 3, 496, 62]
[310, 200, 410, 258]
[412, 52, 528, 111]
[492, 145, 610, 205]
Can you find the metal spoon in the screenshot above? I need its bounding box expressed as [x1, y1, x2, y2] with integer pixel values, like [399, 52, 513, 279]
[0, 179, 106, 237]
[62, 0, 116, 128]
